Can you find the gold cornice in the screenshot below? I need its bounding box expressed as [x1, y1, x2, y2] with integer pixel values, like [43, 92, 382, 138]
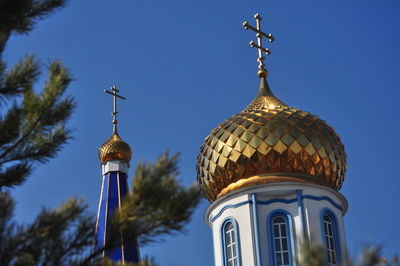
[217, 173, 332, 199]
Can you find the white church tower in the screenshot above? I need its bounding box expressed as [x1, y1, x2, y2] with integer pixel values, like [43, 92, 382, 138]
[196, 14, 348, 266]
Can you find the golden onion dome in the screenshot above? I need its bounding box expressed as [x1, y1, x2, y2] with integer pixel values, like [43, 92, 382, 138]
[196, 77, 347, 202]
[99, 131, 132, 163]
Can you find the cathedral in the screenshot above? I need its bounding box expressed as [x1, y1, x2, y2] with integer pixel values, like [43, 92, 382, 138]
[94, 13, 348, 266]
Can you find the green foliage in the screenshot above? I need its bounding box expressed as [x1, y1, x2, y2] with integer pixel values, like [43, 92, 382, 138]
[1, 150, 202, 265]
[0, 192, 94, 265]
[0, 0, 67, 53]
[0, 1, 202, 265]
[0, 56, 75, 189]
[96, 256, 157, 266]
[296, 240, 326, 266]
[119, 152, 203, 245]
[296, 241, 399, 266]
[78, 152, 203, 265]
[0, 1, 398, 266]
[0, 0, 75, 189]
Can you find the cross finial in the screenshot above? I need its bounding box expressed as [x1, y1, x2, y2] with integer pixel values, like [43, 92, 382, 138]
[243, 13, 275, 78]
[104, 86, 126, 134]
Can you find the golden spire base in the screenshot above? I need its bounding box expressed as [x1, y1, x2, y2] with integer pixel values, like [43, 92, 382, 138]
[258, 69, 268, 78]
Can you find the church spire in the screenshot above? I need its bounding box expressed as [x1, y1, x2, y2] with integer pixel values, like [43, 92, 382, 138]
[95, 86, 139, 263]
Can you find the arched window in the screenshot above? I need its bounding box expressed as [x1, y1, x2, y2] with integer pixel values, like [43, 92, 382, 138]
[270, 213, 293, 266]
[222, 219, 240, 266]
[322, 212, 339, 265]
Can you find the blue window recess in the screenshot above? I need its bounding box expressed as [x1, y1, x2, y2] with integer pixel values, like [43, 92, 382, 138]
[268, 210, 296, 266]
[320, 208, 341, 266]
[220, 217, 242, 266]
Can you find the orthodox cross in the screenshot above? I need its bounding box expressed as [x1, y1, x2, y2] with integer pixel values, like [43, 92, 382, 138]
[243, 13, 275, 77]
[104, 86, 126, 133]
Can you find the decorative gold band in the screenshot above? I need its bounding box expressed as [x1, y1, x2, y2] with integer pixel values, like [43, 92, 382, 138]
[216, 173, 333, 199]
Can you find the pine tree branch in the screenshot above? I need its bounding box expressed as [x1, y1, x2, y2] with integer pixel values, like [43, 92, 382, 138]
[0, 59, 74, 188]
[0, 104, 23, 147]
[0, 126, 72, 165]
[0, 0, 68, 53]
[0, 55, 39, 100]
[0, 162, 31, 188]
[0, 108, 44, 161]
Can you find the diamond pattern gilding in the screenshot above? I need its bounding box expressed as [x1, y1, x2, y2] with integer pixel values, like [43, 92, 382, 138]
[242, 145, 256, 158]
[218, 156, 228, 168]
[237, 154, 248, 165]
[210, 138, 217, 148]
[266, 134, 279, 146]
[257, 142, 271, 155]
[214, 140, 223, 153]
[233, 127, 245, 137]
[318, 146, 327, 159]
[329, 152, 336, 163]
[226, 135, 238, 147]
[241, 120, 251, 128]
[220, 131, 230, 142]
[227, 124, 236, 133]
[196, 80, 347, 202]
[241, 130, 254, 142]
[248, 123, 261, 133]
[212, 150, 219, 162]
[229, 150, 241, 162]
[214, 130, 223, 139]
[248, 136, 263, 149]
[289, 141, 302, 154]
[273, 140, 287, 154]
[265, 120, 277, 130]
[273, 127, 286, 138]
[304, 143, 316, 156]
[311, 137, 323, 150]
[311, 153, 321, 164]
[287, 149, 296, 161]
[256, 127, 269, 139]
[234, 139, 247, 152]
[209, 161, 216, 173]
[221, 145, 232, 157]
[281, 133, 295, 146]
[297, 134, 309, 147]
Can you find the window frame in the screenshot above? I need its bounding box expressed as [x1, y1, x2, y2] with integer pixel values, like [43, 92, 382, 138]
[320, 208, 342, 265]
[267, 210, 296, 266]
[220, 217, 242, 266]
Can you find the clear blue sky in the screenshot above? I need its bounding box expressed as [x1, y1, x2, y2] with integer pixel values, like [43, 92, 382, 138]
[4, 0, 400, 265]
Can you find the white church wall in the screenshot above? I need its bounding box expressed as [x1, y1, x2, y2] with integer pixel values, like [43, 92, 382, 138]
[302, 186, 347, 263]
[210, 193, 256, 266]
[256, 199, 299, 266]
[205, 182, 348, 266]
